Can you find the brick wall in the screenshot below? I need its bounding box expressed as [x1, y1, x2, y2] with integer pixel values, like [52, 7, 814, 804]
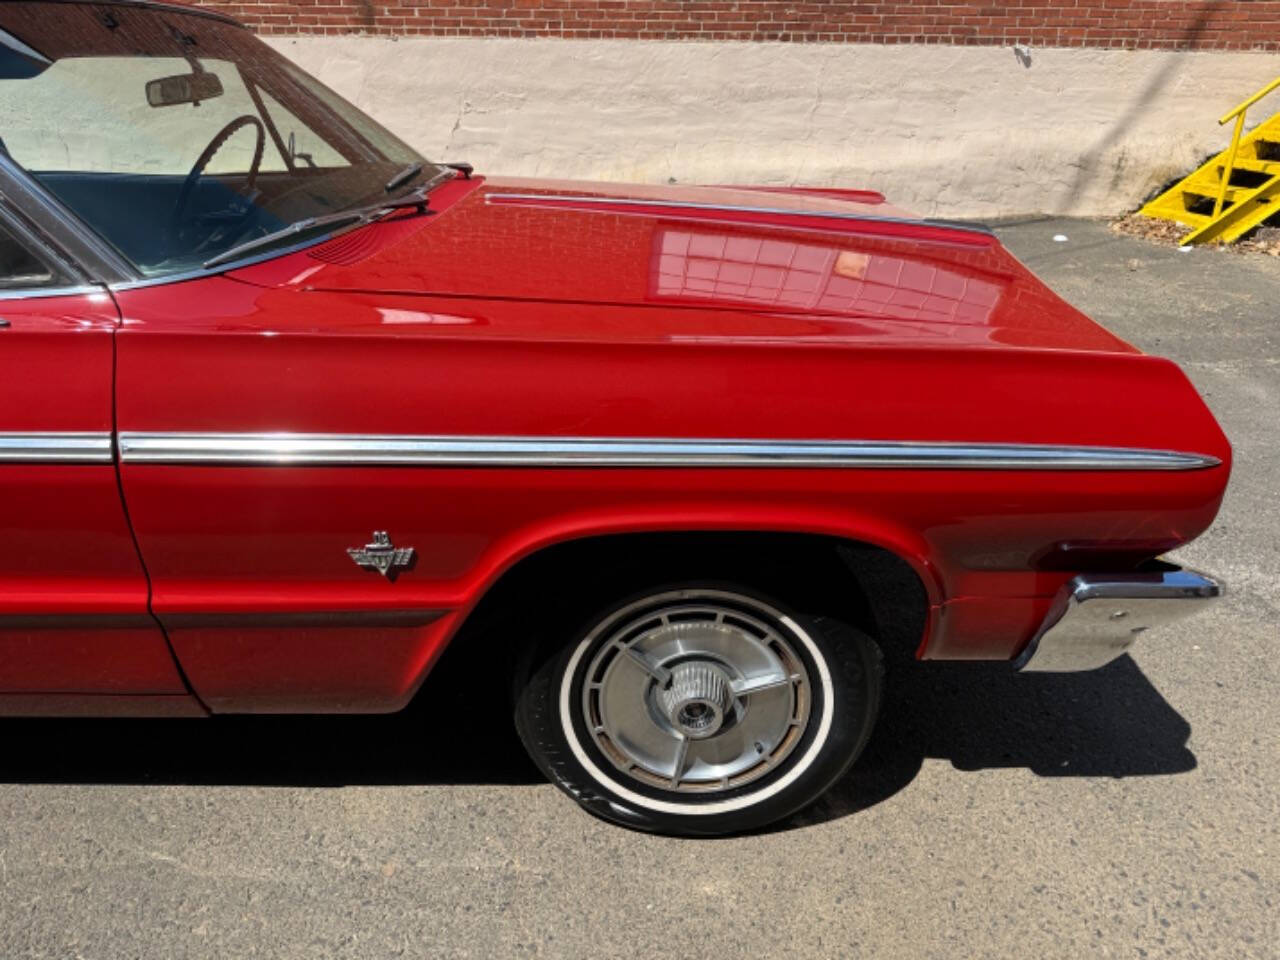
[198, 1, 1280, 50]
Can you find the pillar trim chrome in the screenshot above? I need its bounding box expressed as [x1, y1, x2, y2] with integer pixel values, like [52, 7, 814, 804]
[115, 432, 1221, 471]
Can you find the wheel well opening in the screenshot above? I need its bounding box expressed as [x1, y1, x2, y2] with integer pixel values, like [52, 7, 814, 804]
[445, 532, 929, 680]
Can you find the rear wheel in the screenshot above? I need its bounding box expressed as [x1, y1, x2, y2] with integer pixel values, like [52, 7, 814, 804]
[514, 584, 883, 836]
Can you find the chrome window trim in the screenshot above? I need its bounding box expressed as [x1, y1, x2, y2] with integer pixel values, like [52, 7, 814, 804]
[0, 284, 106, 302]
[0, 200, 89, 291]
[484, 193, 996, 240]
[0, 432, 113, 463]
[0, 153, 138, 284]
[116, 433, 1220, 471]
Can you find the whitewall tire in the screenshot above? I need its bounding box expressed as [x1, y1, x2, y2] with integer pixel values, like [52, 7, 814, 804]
[514, 584, 883, 836]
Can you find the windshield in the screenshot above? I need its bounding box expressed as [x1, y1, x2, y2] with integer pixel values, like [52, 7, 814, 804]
[0, 3, 447, 277]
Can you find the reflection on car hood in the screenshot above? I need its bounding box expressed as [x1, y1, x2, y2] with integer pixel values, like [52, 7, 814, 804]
[233, 177, 1136, 354]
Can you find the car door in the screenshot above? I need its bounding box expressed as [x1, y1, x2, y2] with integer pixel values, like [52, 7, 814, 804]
[112, 269, 465, 716]
[0, 210, 192, 714]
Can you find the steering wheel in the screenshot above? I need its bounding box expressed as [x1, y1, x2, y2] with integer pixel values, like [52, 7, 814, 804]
[167, 114, 266, 257]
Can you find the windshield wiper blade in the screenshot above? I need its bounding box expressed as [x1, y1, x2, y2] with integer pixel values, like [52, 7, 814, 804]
[201, 209, 367, 270]
[201, 193, 435, 271]
[384, 162, 424, 194]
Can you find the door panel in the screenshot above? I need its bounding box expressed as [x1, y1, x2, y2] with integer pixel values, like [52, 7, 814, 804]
[0, 290, 188, 700]
[114, 274, 518, 713]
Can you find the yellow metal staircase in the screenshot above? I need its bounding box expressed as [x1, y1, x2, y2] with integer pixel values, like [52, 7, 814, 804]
[1141, 75, 1280, 245]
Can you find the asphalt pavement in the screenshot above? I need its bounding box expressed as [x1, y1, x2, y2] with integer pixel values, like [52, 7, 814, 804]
[0, 218, 1275, 959]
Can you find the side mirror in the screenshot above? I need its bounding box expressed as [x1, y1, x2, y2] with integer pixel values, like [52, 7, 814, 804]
[146, 71, 224, 108]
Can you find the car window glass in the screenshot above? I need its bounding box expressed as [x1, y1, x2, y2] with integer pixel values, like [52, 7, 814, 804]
[0, 56, 286, 176]
[0, 6, 442, 279]
[0, 220, 54, 289]
[275, 58, 417, 165]
[256, 87, 348, 169]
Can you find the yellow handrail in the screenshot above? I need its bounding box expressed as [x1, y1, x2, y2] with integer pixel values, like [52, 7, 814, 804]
[1212, 73, 1280, 219]
[1218, 73, 1280, 124]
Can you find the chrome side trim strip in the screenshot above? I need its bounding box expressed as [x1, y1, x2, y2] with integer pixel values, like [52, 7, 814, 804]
[484, 193, 995, 240]
[116, 433, 1221, 471]
[1016, 567, 1224, 672]
[0, 432, 113, 463]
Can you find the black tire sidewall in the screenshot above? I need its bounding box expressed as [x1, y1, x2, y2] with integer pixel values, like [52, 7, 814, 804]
[514, 583, 883, 836]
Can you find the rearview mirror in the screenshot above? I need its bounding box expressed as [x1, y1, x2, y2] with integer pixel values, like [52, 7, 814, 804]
[146, 71, 224, 108]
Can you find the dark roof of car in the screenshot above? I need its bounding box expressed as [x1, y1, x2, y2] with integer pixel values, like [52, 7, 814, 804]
[31, 0, 244, 27]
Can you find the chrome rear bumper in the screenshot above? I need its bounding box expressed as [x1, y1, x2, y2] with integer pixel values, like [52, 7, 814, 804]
[1015, 567, 1223, 672]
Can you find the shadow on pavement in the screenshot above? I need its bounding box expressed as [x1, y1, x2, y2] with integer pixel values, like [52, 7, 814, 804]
[789, 653, 1196, 830]
[0, 637, 1195, 829]
[0, 639, 543, 788]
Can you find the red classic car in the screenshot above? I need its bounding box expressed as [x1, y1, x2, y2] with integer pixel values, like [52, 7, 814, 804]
[0, 0, 1229, 835]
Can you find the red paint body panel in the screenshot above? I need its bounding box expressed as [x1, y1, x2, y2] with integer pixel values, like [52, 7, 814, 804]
[0, 293, 189, 700]
[105, 178, 1231, 712]
[164, 613, 459, 713]
[234, 178, 1135, 355]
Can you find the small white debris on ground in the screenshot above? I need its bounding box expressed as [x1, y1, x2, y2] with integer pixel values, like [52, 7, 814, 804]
[1112, 212, 1280, 256]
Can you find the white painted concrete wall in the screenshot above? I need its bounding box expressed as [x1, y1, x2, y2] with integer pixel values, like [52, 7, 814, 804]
[267, 37, 1280, 218]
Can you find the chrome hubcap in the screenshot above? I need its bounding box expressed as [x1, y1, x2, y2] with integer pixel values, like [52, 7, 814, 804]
[580, 593, 811, 793]
[659, 662, 735, 739]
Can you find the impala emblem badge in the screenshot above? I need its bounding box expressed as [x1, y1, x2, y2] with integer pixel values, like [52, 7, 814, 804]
[347, 530, 415, 579]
